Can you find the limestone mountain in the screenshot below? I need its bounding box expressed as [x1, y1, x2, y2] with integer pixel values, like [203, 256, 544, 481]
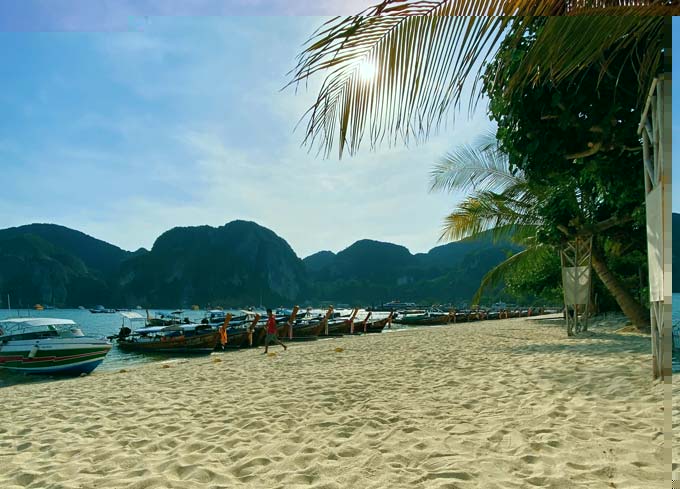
[303, 233, 521, 305]
[0, 232, 113, 307]
[0, 223, 132, 280]
[0, 221, 524, 308]
[115, 220, 308, 308]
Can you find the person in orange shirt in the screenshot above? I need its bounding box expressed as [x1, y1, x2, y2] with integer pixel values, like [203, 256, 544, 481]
[264, 308, 287, 354]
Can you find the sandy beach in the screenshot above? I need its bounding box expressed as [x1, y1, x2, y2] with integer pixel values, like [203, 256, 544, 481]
[1, 315, 665, 489]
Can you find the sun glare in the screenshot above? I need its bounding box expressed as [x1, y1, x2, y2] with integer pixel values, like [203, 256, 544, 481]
[358, 60, 376, 82]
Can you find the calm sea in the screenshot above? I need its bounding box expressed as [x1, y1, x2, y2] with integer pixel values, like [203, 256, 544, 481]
[0, 308, 232, 387]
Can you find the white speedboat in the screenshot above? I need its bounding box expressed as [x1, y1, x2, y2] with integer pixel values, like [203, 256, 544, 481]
[0, 318, 112, 375]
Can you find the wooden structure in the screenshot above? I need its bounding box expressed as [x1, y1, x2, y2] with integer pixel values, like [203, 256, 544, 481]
[560, 237, 593, 336]
[638, 73, 672, 381]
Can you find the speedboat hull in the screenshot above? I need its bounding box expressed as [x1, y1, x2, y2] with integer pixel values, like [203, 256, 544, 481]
[0, 338, 112, 375]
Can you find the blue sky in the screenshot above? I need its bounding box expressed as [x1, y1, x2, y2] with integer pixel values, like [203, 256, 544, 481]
[0, 3, 489, 258]
[0, 4, 675, 258]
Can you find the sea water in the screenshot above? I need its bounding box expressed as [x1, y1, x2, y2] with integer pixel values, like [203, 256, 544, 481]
[0, 308, 236, 387]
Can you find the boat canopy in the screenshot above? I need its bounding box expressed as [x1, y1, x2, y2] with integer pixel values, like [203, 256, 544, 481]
[0, 318, 76, 328]
[135, 325, 182, 334]
[134, 323, 206, 334]
[0, 317, 79, 335]
[119, 311, 145, 320]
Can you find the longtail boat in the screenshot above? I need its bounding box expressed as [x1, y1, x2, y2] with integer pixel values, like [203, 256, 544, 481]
[349, 311, 371, 335]
[238, 313, 264, 348]
[0, 318, 112, 375]
[393, 309, 451, 326]
[322, 308, 358, 336]
[114, 312, 219, 353]
[282, 306, 332, 341]
[362, 312, 394, 334]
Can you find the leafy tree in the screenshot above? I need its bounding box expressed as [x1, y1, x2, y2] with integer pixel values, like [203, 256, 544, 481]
[481, 17, 651, 328]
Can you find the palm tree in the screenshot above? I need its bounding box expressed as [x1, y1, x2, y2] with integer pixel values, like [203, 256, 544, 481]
[430, 132, 650, 329]
[289, 2, 673, 158]
[429, 134, 549, 305]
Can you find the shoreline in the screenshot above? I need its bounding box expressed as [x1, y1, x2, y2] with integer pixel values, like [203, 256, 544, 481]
[1, 315, 664, 488]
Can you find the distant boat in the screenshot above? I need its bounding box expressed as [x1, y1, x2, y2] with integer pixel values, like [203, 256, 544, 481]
[33, 304, 44, 311]
[0, 318, 112, 375]
[89, 305, 116, 314]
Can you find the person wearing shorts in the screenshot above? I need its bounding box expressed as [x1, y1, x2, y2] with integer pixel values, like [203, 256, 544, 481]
[264, 308, 287, 353]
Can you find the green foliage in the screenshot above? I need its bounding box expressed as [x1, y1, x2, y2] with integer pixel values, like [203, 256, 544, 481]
[483, 18, 647, 241]
[481, 17, 650, 314]
[503, 247, 562, 305]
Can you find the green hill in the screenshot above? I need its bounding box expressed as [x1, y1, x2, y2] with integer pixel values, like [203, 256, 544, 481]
[303, 234, 520, 306]
[115, 221, 308, 308]
[0, 221, 526, 308]
[0, 233, 111, 307]
[0, 223, 132, 279]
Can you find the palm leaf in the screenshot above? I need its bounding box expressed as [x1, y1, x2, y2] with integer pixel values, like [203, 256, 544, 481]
[471, 243, 554, 305]
[440, 191, 540, 243]
[289, 1, 676, 157]
[430, 129, 522, 194]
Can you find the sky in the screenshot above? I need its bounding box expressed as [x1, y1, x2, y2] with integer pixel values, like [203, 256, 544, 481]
[0, 4, 676, 259]
[0, 1, 492, 259]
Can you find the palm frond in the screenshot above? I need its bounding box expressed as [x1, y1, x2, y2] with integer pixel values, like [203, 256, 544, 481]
[501, 15, 668, 106]
[430, 130, 522, 194]
[440, 191, 540, 243]
[290, 1, 676, 157]
[471, 243, 554, 304]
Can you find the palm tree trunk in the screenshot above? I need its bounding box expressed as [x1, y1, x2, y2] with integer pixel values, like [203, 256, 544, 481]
[590, 247, 650, 331]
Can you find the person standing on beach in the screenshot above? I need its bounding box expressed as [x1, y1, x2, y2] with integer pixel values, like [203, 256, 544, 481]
[264, 308, 287, 354]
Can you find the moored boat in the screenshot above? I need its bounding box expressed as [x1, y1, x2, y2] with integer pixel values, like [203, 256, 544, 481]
[218, 312, 264, 349]
[0, 318, 112, 375]
[280, 306, 331, 341]
[355, 312, 393, 334]
[393, 309, 451, 326]
[113, 312, 219, 353]
[90, 305, 116, 314]
[322, 308, 359, 336]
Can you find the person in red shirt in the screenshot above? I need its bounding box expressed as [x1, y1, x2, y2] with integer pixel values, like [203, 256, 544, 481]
[264, 308, 287, 353]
